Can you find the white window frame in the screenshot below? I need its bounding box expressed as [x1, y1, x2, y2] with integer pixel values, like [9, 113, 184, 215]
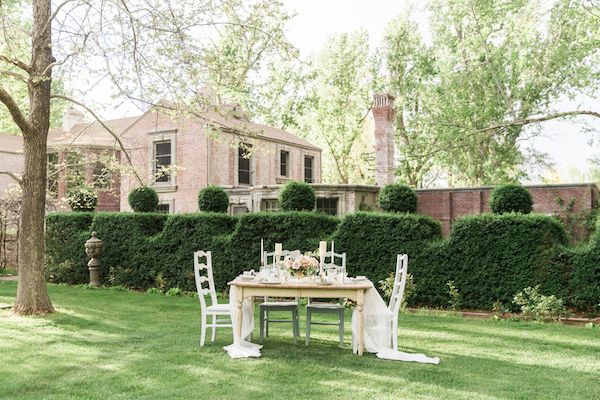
[277, 144, 292, 181]
[148, 130, 177, 191]
[235, 144, 254, 186]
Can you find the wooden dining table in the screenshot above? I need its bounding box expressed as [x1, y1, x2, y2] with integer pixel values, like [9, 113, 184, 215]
[228, 279, 373, 355]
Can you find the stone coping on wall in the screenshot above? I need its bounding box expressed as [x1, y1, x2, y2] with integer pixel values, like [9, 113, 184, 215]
[414, 182, 599, 193]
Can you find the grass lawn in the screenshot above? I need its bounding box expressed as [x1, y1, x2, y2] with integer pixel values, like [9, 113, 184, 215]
[0, 268, 16, 276]
[1, 282, 599, 400]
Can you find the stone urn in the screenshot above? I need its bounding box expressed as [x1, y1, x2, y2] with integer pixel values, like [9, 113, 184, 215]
[85, 231, 103, 287]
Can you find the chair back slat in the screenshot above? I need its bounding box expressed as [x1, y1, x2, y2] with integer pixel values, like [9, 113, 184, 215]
[194, 250, 218, 310]
[389, 254, 408, 314]
[324, 251, 346, 275]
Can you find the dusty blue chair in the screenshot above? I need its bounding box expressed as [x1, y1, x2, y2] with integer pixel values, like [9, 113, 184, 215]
[259, 250, 299, 344]
[305, 251, 346, 347]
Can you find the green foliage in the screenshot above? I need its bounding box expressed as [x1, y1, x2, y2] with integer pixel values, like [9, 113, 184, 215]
[44, 210, 600, 311]
[198, 185, 229, 213]
[146, 287, 162, 295]
[128, 186, 159, 212]
[67, 186, 98, 212]
[379, 184, 417, 213]
[331, 212, 442, 287]
[165, 287, 183, 297]
[417, 213, 568, 310]
[513, 285, 567, 322]
[229, 212, 339, 275]
[278, 181, 316, 211]
[382, 1, 600, 186]
[490, 185, 533, 214]
[378, 272, 415, 308]
[446, 281, 461, 311]
[299, 30, 374, 183]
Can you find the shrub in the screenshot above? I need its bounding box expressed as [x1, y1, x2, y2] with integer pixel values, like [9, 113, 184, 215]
[447, 281, 461, 311]
[198, 185, 229, 213]
[420, 213, 568, 310]
[146, 287, 162, 295]
[229, 212, 339, 277]
[513, 285, 567, 321]
[490, 184, 533, 214]
[165, 287, 183, 296]
[67, 186, 97, 212]
[279, 181, 316, 211]
[45, 260, 80, 284]
[331, 212, 442, 288]
[379, 184, 417, 213]
[128, 186, 159, 212]
[378, 272, 416, 307]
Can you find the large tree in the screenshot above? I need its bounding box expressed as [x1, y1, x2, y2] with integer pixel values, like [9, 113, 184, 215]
[383, 0, 600, 186]
[299, 31, 374, 184]
[0, 0, 296, 315]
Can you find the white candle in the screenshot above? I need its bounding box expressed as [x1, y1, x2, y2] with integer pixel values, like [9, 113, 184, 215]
[319, 241, 327, 274]
[260, 239, 264, 266]
[275, 243, 282, 257]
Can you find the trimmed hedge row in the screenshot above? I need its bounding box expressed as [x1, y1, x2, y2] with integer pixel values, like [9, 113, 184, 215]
[45, 210, 600, 311]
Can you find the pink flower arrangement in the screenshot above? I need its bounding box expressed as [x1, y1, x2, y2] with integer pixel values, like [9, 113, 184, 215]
[283, 254, 319, 277]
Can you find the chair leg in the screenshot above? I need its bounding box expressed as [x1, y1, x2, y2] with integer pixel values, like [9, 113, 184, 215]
[338, 309, 344, 347]
[265, 311, 269, 338]
[305, 308, 311, 346]
[211, 314, 217, 342]
[292, 308, 298, 345]
[200, 312, 207, 347]
[259, 308, 265, 343]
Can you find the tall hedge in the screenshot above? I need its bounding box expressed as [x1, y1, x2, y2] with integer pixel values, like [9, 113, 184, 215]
[45, 212, 94, 283]
[45, 210, 600, 310]
[229, 212, 339, 274]
[331, 212, 442, 287]
[420, 213, 568, 309]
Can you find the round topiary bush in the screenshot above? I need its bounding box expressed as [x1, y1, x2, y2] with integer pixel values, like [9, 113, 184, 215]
[128, 186, 159, 212]
[67, 186, 98, 212]
[379, 184, 417, 213]
[198, 185, 229, 213]
[490, 184, 533, 214]
[279, 181, 316, 211]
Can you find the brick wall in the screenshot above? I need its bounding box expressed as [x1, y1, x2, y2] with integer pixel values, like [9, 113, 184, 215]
[416, 183, 599, 235]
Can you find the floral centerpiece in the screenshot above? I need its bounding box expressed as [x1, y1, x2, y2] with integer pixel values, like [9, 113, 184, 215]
[283, 253, 319, 278]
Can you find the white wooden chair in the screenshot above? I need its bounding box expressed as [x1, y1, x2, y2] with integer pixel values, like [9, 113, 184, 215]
[259, 250, 299, 344]
[305, 251, 346, 347]
[194, 250, 232, 346]
[388, 254, 409, 350]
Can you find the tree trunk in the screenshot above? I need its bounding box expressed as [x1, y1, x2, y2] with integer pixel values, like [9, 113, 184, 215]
[14, 0, 54, 315]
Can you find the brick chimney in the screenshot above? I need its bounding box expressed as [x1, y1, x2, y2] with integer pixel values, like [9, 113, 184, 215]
[62, 106, 86, 132]
[372, 93, 396, 186]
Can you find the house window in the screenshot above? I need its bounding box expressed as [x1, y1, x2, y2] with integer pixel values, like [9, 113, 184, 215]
[153, 140, 172, 183]
[66, 151, 85, 190]
[317, 198, 338, 216]
[47, 153, 58, 198]
[156, 203, 170, 213]
[280, 150, 289, 177]
[238, 146, 252, 185]
[232, 205, 248, 215]
[92, 161, 111, 189]
[261, 199, 280, 212]
[304, 156, 314, 183]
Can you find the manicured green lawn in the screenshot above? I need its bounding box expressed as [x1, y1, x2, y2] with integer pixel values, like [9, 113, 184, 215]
[1, 282, 599, 400]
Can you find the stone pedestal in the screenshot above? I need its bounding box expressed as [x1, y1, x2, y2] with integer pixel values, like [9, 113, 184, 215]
[85, 231, 103, 287]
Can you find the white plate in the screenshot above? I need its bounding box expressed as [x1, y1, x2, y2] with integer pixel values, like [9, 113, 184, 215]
[351, 277, 368, 282]
[258, 280, 280, 285]
[238, 275, 256, 281]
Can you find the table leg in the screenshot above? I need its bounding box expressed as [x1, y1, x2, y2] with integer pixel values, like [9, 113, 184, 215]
[357, 289, 364, 356]
[235, 286, 243, 344]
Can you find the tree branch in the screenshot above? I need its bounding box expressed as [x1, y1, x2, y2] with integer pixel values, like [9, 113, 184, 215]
[0, 171, 22, 184]
[0, 54, 30, 72]
[480, 111, 600, 132]
[0, 86, 33, 135]
[50, 94, 144, 185]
